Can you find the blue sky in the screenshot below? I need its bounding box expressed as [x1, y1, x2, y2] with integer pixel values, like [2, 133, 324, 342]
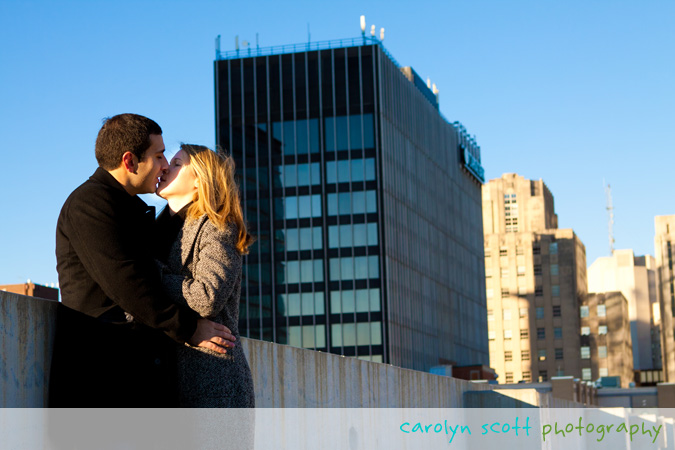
[1, 0, 673, 287]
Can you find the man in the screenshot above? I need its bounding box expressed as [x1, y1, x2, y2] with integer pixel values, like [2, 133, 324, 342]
[50, 113, 235, 407]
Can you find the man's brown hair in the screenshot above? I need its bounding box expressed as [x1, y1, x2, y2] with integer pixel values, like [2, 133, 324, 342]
[95, 113, 162, 170]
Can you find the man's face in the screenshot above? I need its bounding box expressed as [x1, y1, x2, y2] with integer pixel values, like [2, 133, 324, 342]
[134, 134, 168, 194]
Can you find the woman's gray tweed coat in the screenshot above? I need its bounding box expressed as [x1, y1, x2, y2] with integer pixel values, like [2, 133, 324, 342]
[161, 214, 255, 407]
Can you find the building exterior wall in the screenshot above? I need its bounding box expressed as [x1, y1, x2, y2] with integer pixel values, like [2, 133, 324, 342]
[580, 292, 633, 387]
[483, 174, 586, 383]
[376, 48, 487, 371]
[214, 42, 487, 372]
[655, 215, 675, 381]
[0, 282, 59, 301]
[587, 249, 661, 371]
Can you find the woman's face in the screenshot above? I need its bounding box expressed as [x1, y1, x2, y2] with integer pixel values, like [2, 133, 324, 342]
[156, 150, 198, 200]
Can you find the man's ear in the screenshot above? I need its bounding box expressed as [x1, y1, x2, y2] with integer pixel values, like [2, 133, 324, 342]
[121, 152, 138, 174]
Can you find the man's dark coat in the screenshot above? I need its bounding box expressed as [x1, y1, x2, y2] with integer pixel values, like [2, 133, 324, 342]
[50, 168, 199, 407]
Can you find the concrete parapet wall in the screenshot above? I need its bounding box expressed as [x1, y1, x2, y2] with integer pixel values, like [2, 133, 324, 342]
[1, 291, 496, 408]
[242, 337, 493, 407]
[0, 291, 57, 407]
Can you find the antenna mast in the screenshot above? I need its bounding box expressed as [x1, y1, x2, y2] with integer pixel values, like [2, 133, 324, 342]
[605, 182, 615, 255]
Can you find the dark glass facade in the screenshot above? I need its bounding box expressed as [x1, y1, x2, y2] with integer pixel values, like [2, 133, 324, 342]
[215, 42, 488, 370]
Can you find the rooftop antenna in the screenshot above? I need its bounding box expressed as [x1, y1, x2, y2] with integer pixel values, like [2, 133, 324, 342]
[360, 15, 366, 36]
[235, 35, 239, 53]
[380, 27, 385, 41]
[215, 35, 221, 59]
[307, 23, 311, 43]
[256, 32, 259, 50]
[427, 78, 431, 88]
[370, 24, 376, 37]
[605, 181, 615, 255]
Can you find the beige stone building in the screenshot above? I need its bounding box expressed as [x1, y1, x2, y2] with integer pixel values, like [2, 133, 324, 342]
[588, 250, 661, 373]
[580, 292, 633, 387]
[655, 215, 675, 382]
[483, 173, 587, 383]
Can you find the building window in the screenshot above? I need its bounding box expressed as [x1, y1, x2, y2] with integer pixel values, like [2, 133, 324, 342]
[501, 288, 509, 298]
[324, 114, 374, 151]
[549, 243, 558, 255]
[520, 329, 529, 339]
[326, 158, 376, 184]
[274, 118, 321, 155]
[598, 325, 608, 335]
[518, 286, 528, 296]
[505, 351, 513, 362]
[281, 195, 322, 219]
[536, 307, 544, 319]
[519, 307, 528, 318]
[277, 162, 321, 187]
[330, 289, 381, 314]
[552, 305, 561, 317]
[504, 330, 512, 340]
[516, 246, 524, 256]
[537, 328, 545, 340]
[328, 223, 378, 248]
[582, 368, 592, 381]
[555, 348, 564, 360]
[521, 350, 530, 361]
[487, 310, 494, 321]
[553, 327, 563, 339]
[289, 324, 326, 349]
[331, 321, 382, 347]
[279, 292, 325, 316]
[485, 268, 492, 278]
[505, 372, 514, 383]
[538, 349, 547, 361]
[538, 371, 548, 382]
[580, 306, 589, 318]
[500, 247, 508, 256]
[581, 326, 590, 336]
[551, 285, 560, 297]
[517, 266, 526, 276]
[503, 309, 512, 321]
[534, 265, 542, 276]
[488, 331, 496, 340]
[550, 264, 559, 276]
[597, 305, 606, 317]
[535, 286, 543, 296]
[329, 256, 379, 281]
[484, 248, 491, 257]
[500, 268, 509, 278]
[599, 368, 608, 377]
[486, 288, 494, 298]
[326, 190, 377, 216]
[598, 346, 607, 358]
[522, 371, 531, 382]
[581, 346, 590, 359]
[280, 227, 323, 251]
[533, 246, 541, 255]
[280, 260, 324, 284]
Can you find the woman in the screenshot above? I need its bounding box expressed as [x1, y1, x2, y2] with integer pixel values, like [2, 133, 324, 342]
[155, 143, 255, 408]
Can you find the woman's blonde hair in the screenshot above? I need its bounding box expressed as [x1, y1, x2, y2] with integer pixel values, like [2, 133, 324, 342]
[180, 144, 254, 255]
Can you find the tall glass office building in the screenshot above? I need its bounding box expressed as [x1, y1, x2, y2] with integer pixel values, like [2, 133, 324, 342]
[215, 37, 488, 371]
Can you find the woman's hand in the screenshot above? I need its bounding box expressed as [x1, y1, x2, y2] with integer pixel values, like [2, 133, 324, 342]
[188, 318, 236, 353]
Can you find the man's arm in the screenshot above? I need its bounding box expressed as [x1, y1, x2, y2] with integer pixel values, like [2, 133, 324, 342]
[61, 190, 203, 345]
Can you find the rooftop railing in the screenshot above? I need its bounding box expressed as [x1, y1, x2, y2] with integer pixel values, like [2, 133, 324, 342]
[215, 35, 403, 70]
